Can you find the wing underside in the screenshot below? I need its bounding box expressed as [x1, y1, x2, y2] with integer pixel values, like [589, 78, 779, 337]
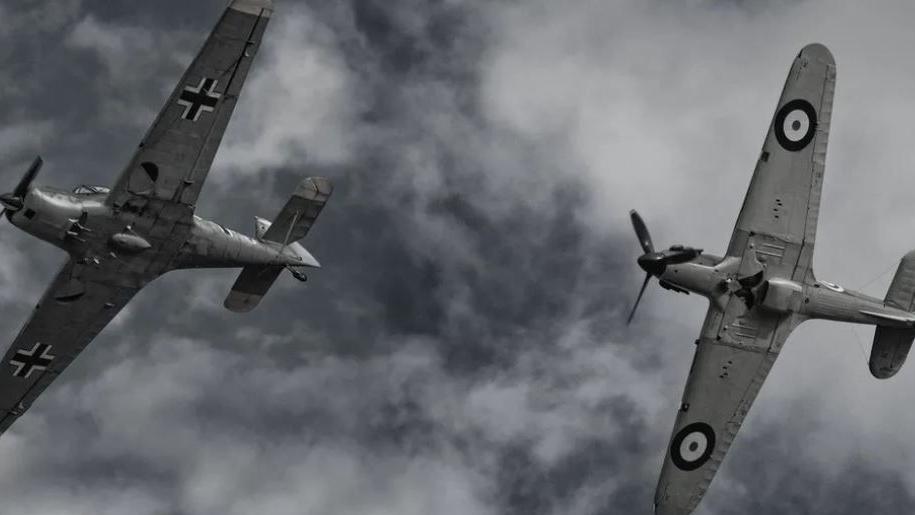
[96, 0, 273, 281]
[0, 260, 139, 434]
[101, 2, 272, 282]
[726, 43, 836, 283]
[654, 307, 799, 514]
[655, 43, 837, 514]
[107, 1, 272, 211]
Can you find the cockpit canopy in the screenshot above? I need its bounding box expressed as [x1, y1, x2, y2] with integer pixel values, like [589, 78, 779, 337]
[72, 185, 110, 195]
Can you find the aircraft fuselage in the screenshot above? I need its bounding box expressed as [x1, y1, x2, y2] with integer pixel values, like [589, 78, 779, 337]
[655, 253, 915, 328]
[5, 186, 309, 274]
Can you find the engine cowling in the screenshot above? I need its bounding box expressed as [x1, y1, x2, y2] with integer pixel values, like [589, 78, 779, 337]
[758, 278, 803, 313]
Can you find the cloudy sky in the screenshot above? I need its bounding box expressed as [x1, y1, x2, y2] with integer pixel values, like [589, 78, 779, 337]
[2, 0, 915, 514]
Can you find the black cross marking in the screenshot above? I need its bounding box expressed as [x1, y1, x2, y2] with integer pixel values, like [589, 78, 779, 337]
[9, 342, 55, 379]
[178, 78, 221, 121]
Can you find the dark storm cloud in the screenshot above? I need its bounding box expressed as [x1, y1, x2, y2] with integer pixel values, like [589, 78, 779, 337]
[0, 1, 649, 514]
[2, 1, 915, 515]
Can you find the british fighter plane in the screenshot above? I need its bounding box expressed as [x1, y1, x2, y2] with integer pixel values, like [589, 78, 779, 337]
[628, 44, 915, 514]
[0, 0, 332, 436]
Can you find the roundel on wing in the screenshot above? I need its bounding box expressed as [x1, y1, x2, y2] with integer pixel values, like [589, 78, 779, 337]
[819, 280, 845, 293]
[670, 422, 716, 471]
[773, 99, 817, 152]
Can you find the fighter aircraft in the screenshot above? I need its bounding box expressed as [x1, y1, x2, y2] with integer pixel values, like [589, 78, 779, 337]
[0, 0, 332, 436]
[628, 44, 915, 514]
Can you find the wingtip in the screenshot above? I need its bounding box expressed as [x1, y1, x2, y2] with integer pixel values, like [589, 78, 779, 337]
[224, 291, 262, 313]
[869, 360, 902, 380]
[798, 42, 834, 65]
[230, 0, 273, 17]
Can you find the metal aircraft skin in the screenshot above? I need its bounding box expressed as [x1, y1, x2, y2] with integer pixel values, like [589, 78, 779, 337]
[0, 0, 333, 436]
[627, 43, 915, 514]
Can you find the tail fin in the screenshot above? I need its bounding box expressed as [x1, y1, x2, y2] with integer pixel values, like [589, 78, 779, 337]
[223, 177, 333, 313]
[870, 250, 915, 378]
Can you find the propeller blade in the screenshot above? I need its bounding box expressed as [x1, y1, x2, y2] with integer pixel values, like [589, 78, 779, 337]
[13, 156, 42, 198]
[629, 210, 654, 254]
[626, 273, 652, 325]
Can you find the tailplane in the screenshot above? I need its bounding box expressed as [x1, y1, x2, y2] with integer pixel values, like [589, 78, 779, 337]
[260, 177, 333, 244]
[224, 265, 285, 313]
[224, 177, 333, 312]
[870, 250, 915, 378]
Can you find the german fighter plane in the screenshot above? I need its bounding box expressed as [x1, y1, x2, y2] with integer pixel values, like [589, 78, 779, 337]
[628, 44, 915, 514]
[0, 0, 332, 436]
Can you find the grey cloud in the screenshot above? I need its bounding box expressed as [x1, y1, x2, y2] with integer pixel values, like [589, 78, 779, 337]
[219, 6, 358, 171]
[1, 1, 914, 515]
[64, 15, 196, 129]
[0, 0, 82, 38]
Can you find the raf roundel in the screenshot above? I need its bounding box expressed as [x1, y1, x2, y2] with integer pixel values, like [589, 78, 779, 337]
[670, 422, 716, 471]
[773, 99, 817, 152]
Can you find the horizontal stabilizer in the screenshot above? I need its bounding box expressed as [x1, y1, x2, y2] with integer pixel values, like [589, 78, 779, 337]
[261, 177, 333, 245]
[860, 310, 915, 324]
[224, 265, 284, 313]
[871, 327, 915, 379]
[870, 250, 915, 378]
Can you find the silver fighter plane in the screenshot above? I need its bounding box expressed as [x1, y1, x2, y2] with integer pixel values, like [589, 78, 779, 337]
[0, 0, 332, 436]
[629, 44, 915, 514]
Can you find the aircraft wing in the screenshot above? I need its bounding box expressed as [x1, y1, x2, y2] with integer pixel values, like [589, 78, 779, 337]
[654, 306, 800, 515]
[0, 259, 142, 435]
[655, 44, 837, 514]
[726, 43, 836, 283]
[105, 0, 272, 216]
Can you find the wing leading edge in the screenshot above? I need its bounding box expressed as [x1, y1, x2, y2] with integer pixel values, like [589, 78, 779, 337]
[655, 43, 836, 515]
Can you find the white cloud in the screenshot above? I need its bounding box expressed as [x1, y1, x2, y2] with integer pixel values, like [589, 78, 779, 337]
[217, 7, 358, 174]
[0, 0, 81, 38]
[6, 1, 915, 513]
[0, 123, 54, 162]
[0, 315, 668, 514]
[65, 15, 197, 128]
[481, 0, 915, 504]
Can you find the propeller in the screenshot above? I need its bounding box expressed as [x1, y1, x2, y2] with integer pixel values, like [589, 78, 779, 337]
[630, 210, 654, 254]
[627, 273, 651, 324]
[1, 156, 42, 220]
[626, 209, 702, 324]
[628, 210, 656, 325]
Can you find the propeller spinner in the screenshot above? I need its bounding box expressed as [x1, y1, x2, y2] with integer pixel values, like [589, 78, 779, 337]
[627, 210, 701, 324]
[1, 156, 42, 219]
